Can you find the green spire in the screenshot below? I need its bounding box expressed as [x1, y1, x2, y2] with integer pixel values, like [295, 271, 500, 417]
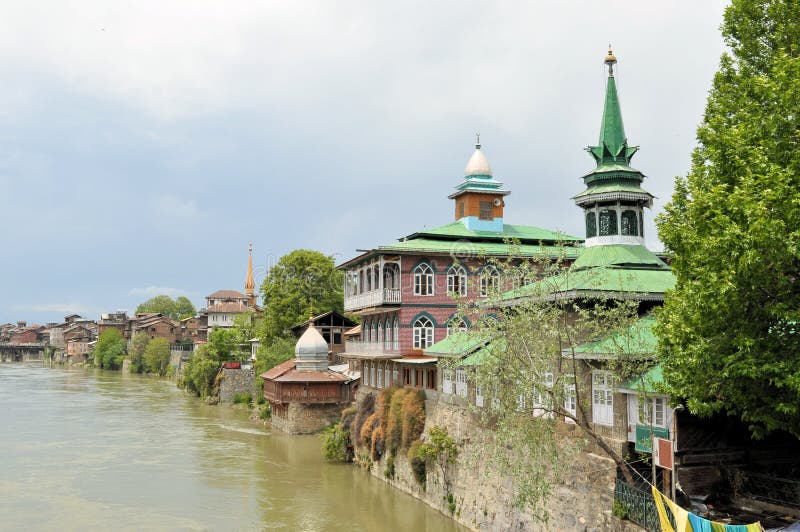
[587, 48, 639, 168]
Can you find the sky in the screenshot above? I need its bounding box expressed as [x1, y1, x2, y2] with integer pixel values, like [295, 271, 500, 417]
[0, 1, 729, 325]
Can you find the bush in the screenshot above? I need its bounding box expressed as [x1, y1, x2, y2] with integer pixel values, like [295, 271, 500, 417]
[94, 329, 127, 369]
[408, 440, 426, 485]
[360, 412, 378, 446]
[371, 426, 385, 461]
[353, 394, 375, 445]
[258, 404, 271, 420]
[233, 392, 253, 405]
[384, 449, 396, 479]
[144, 337, 171, 375]
[612, 499, 629, 520]
[322, 422, 352, 463]
[341, 406, 357, 430]
[183, 346, 220, 397]
[401, 389, 426, 448]
[385, 388, 407, 452]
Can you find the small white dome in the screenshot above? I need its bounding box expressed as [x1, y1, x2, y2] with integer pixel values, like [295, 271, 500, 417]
[295, 325, 328, 359]
[464, 147, 492, 177]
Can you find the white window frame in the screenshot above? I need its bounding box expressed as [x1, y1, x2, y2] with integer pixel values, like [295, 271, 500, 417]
[446, 317, 468, 337]
[447, 264, 467, 296]
[480, 267, 499, 297]
[413, 316, 434, 348]
[384, 367, 391, 388]
[455, 369, 468, 397]
[392, 317, 399, 351]
[384, 319, 392, 350]
[442, 369, 454, 395]
[592, 371, 615, 426]
[377, 319, 383, 346]
[413, 263, 435, 296]
[639, 396, 667, 428]
[475, 385, 484, 408]
[533, 372, 554, 417]
[377, 363, 383, 389]
[564, 375, 577, 421]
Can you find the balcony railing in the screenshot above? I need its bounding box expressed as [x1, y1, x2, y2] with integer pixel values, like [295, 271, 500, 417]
[345, 340, 399, 356]
[344, 288, 401, 311]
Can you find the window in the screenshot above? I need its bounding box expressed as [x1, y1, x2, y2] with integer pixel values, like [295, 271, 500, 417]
[564, 376, 577, 420]
[621, 210, 638, 236]
[426, 369, 436, 390]
[599, 209, 618, 236]
[442, 369, 454, 394]
[384, 320, 392, 350]
[393, 365, 399, 385]
[392, 317, 399, 351]
[586, 211, 597, 238]
[447, 317, 469, 337]
[458, 202, 465, 219]
[479, 200, 493, 220]
[475, 385, 484, 408]
[640, 396, 667, 427]
[455, 369, 468, 397]
[377, 363, 383, 389]
[385, 367, 391, 387]
[533, 372, 554, 415]
[480, 267, 499, 297]
[413, 316, 434, 348]
[371, 364, 377, 387]
[447, 264, 467, 296]
[592, 371, 614, 426]
[377, 319, 383, 346]
[414, 263, 434, 296]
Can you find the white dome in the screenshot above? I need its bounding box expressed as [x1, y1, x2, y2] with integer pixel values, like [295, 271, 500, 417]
[464, 147, 492, 177]
[295, 325, 328, 359]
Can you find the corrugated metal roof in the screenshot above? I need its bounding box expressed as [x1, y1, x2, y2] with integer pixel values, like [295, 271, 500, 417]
[377, 238, 581, 258]
[619, 364, 664, 393]
[408, 221, 581, 243]
[424, 332, 488, 357]
[572, 316, 657, 357]
[572, 244, 668, 270]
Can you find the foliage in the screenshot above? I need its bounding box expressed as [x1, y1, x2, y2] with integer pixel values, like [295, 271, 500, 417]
[254, 336, 296, 376]
[455, 250, 653, 511]
[371, 427, 385, 460]
[612, 499, 630, 520]
[417, 426, 459, 493]
[135, 295, 196, 320]
[408, 440, 426, 484]
[321, 422, 352, 463]
[255, 249, 344, 354]
[207, 327, 241, 362]
[656, 0, 800, 437]
[129, 333, 150, 373]
[182, 345, 220, 397]
[384, 449, 396, 479]
[93, 329, 127, 369]
[352, 393, 375, 446]
[258, 404, 271, 420]
[401, 389, 426, 448]
[232, 392, 253, 405]
[143, 337, 171, 375]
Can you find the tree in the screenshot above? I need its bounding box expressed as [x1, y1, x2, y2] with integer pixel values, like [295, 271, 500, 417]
[416, 426, 459, 496]
[181, 345, 220, 397]
[94, 329, 127, 369]
[451, 252, 653, 512]
[207, 327, 242, 362]
[135, 295, 196, 320]
[144, 337, 171, 375]
[656, 0, 800, 437]
[129, 333, 150, 373]
[255, 249, 344, 369]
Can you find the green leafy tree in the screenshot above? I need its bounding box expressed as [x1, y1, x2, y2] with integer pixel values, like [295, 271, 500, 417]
[656, 0, 800, 437]
[182, 345, 220, 397]
[136, 295, 196, 320]
[257, 249, 343, 344]
[129, 334, 150, 373]
[254, 336, 296, 375]
[207, 327, 241, 362]
[144, 337, 171, 375]
[416, 426, 459, 496]
[94, 329, 127, 369]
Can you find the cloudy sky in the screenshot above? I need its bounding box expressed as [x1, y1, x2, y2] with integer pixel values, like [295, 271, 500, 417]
[1, 1, 728, 325]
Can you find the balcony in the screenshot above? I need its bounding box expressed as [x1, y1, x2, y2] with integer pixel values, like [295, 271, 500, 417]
[344, 340, 399, 357]
[344, 288, 401, 311]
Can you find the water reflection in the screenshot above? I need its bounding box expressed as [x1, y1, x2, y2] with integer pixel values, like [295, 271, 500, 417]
[0, 363, 462, 531]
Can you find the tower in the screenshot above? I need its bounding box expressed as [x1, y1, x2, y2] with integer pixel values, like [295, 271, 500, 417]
[574, 48, 653, 247]
[245, 242, 256, 306]
[449, 134, 510, 232]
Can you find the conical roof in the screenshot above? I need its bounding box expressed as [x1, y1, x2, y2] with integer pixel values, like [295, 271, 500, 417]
[464, 145, 492, 177]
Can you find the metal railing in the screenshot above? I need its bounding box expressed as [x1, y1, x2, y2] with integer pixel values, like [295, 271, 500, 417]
[614, 473, 664, 531]
[344, 340, 398, 355]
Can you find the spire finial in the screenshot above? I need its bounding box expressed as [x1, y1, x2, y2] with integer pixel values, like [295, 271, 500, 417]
[244, 241, 256, 296]
[604, 45, 617, 77]
[475, 131, 481, 149]
[249, 241, 252, 254]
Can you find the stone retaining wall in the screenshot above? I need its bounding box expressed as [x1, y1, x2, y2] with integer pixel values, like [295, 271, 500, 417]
[271, 402, 342, 434]
[357, 391, 642, 531]
[219, 368, 259, 403]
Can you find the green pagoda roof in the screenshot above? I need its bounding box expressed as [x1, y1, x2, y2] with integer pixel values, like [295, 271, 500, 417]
[573, 182, 653, 200]
[425, 332, 488, 357]
[571, 316, 657, 358]
[571, 244, 669, 270]
[377, 238, 581, 259]
[501, 265, 675, 302]
[407, 221, 581, 244]
[619, 364, 664, 393]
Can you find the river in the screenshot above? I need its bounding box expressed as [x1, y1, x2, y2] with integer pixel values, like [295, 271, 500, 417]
[0, 363, 463, 531]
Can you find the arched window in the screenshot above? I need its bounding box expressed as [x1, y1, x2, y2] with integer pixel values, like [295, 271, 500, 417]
[414, 263, 434, 296]
[364, 319, 372, 343]
[413, 316, 434, 348]
[599, 209, 618, 236]
[586, 211, 597, 238]
[384, 263, 399, 289]
[620, 210, 638, 236]
[393, 317, 399, 350]
[447, 264, 467, 296]
[377, 319, 383, 346]
[480, 266, 500, 297]
[384, 319, 392, 349]
[447, 317, 469, 337]
[373, 320, 379, 345]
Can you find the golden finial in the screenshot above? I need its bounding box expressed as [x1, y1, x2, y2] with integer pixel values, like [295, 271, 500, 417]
[244, 242, 256, 296]
[249, 241, 253, 253]
[604, 45, 617, 77]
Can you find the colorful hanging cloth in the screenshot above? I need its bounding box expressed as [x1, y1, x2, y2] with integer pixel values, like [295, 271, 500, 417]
[651, 486, 764, 532]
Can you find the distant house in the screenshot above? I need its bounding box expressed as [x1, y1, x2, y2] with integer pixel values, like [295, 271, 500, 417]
[98, 312, 128, 339]
[64, 324, 93, 362]
[128, 313, 181, 344]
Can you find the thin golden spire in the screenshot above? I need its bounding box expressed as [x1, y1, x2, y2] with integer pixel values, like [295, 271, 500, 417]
[245, 242, 255, 296]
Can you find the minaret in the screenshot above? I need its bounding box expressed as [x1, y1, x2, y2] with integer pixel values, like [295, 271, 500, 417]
[448, 134, 510, 232]
[574, 48, 654, 247]
[245, 242, 256, 306]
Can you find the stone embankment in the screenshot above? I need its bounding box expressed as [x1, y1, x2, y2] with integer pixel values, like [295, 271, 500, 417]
[356, 392, 642, 531]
